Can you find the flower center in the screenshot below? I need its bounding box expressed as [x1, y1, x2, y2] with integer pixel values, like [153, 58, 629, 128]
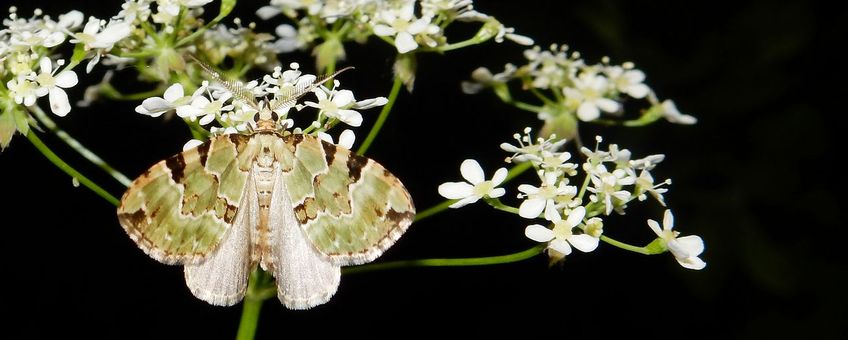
[552, 220, 573, 239]
[473, 181, 494, 197]
[37, 73, 55, 88]
[392, 19, 410, 32]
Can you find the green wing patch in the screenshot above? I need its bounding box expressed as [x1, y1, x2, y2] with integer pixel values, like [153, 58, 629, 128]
[117, 134, 259, 265]
[280, 135, 415, 266]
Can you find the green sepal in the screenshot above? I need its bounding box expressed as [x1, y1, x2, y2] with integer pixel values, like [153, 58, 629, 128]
[313, 37, 346, 73]
[644, 238, 668, 255]
[623, 103, 664, 127]
[393, 53, 417, 92]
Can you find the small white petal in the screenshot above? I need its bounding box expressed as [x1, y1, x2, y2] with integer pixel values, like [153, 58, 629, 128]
[449, 196, 480, 208]
[353, 97, 388, 109]
[577, 102, 600, 121]
[460, 159, 485, 184]
[549, 239, 572, 255]
[663, 210, 675, 231]
[338, 129, 355, 149]
[517, 184, 539, 195]
[525, 225, 555, 242]
[394, 32, 418, 54]
[140, 97, 172, 113]
[543, 200, 559, 221]
[566, 206, 586, 227]
[54, 71, 78, 88]
[163, 84, 184, 102]
[199, 114, 215, 126]
[39, 57, 53, 74]
[48, 88, 71, 116]
[491, 168, 508, 186]
[407, 19, 429, 35]
[317, 132, 333, 144]
[438, 182, 474, 199]
[337, 109, 363, 127]
[182, 139, 204, 151]
[256, 6, 281, 20]
[596, 98, 620, 113]
[332, 90, 355, 106]
[568, 234, 599, 252]
[677, 256, 707, 270]
[647, 219, 663, 237]
[519, 198, 546, 219]
[675, 235, 704, 256]
[626, 84, 650, 99]
[372, 24, 395, 37]
[92, 22, 130, 48]
[489, 188, 505, 198]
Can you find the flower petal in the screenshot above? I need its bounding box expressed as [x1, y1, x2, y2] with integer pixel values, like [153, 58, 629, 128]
[332, 90, 355, 107]
[372, 24, 396, 37]
[596, 98, 620, 113]
[549, 239, 572, 255]
[438, 182, 474, 199]
[663, 210, 675, 231]
[337, 109, 363, 127]
[460, 159, 485, 184]
[39, 57, 53, 74]
[256, 6, 281, 20]
[491, 167, 508, 186]
[647, 219, 663, 238]
[626, 83, 650, 99]
[675, 235, 704, 256]
[163, 83, 184, 102]
[519, 198, 545, 219]
[566, 206, 586, 227]
[182, 139, 204, 151]
[525, 225, 554, 242]
[488, 188, 505, 198]
[49, 88, 71, 116]
[338, 129, 355, 149]
[449, 196, 480, 208]
[517, 184, 539, 195]
[568, 234, 599, 253]
[577, 102, 600, 121]
[55, 71, 79, 88]
[677, 256, 707, 270]
[394, 32, 418, 54]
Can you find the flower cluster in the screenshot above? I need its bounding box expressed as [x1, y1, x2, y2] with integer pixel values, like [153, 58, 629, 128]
[256, 0, 532, 76]
[135, 62, 387, 149]
[439, 128, 704, 269]
[462, 44, 697, 140]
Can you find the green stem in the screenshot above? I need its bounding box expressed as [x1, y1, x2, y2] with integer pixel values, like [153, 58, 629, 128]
[356, 75, 402, 155]
[509, 100, 544, 113]
[414, 162, 533, 223]
[600, 235, 655, 255]
[436, 37, 484, 52]
[29, 105, 132, 187]
[343, 245, 545, 275]
[26, 131, 120, 206]
[484, 198, 519, 214]
[236, 269, 273, 340]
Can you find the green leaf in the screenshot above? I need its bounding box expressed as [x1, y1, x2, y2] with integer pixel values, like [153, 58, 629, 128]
[0, 105, 17, 150]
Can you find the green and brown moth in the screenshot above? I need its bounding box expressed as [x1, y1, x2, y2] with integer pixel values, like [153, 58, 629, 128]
[116, 63, 415, 309]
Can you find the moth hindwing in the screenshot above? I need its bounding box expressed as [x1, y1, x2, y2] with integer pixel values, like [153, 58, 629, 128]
[117, 132, 415, 308]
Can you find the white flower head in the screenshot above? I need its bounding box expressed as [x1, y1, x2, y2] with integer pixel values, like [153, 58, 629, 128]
[500, 127, 567, 164]
[34, 57, 78, 116]
[563, 71, 620, 122]
[438, 159, 508, 208]
[648, 210, 706, 270]
[461, 64, 516, 94]
[6, 76, 40, 107]
[605, 63, 650, 99]
[70, 17, 131, 72]
[634, 170, 671, 205]
[525, 206, 599, 257]
[586, 164, 635, 215]
[176, 89, 234, 125]
[304, 81, 363, 127]
[518, 171, 578, 220]
[371, 2, 440, 53]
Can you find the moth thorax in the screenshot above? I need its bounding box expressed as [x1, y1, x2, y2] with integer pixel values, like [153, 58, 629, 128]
[255, 108, 277, 131]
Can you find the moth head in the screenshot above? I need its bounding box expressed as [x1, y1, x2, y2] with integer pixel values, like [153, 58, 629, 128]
[254, 98, 280, 131]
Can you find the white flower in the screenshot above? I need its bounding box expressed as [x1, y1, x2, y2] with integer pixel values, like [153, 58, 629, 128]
[494, 24, 533, 45]
[371, 4, 439, 53]
[659, 99, 697, 125]
[304, 83, 363, 127]
[525, 206, 599, 256]
[177, 91, 234, 125]
[34, 57, 78, 116]
[517, 171, 578, 220]
[586, 164, 635, 215]
[317, 129, 356, 150]
[648, 210, 706, 270]
[269, 24, 303, 53]
[605, 64, 650, 99]
[438, 159, 507, 208]
[6, 76, 40, 107]
[70, 17, 131, 72]
[117, 0, 152, 23]
[461, 64, 516, 94]
[135, 83, 191, 117]
[539, 150, 578, 176]
[500, 127, 566, 163]
[634, 170, 670, 205]
[563, 72, 620, 121]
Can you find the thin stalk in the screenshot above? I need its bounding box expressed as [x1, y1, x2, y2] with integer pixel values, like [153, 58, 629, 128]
[29, 106, 132, 187]
[26, 132, 120, 206]
[236, 269, 274, 340]
[343, 245, 545, 275]
[356, 75, 402, 155]
[600, 235, 654, 255]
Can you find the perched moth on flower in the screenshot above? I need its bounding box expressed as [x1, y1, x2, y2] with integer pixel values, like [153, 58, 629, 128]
[116, 59, 415, 309]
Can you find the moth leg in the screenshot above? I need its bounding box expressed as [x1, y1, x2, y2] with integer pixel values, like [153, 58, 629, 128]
[263, 166, 340, 310]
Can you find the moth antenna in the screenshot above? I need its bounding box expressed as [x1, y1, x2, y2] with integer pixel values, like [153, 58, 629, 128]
[186, 54, 259, 110]
[271, 66, 355, 112]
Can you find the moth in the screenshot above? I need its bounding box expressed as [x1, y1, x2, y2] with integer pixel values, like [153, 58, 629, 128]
[117, 61, 415, 309]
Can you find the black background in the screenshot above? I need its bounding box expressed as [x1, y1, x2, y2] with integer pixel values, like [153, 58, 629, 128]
[1, 0, 845, 338]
